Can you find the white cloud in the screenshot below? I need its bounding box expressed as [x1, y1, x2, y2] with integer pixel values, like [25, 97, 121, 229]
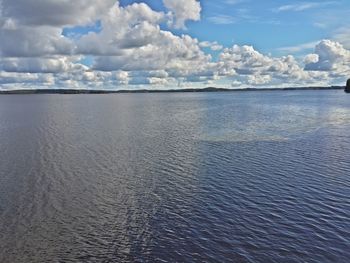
[0, 26, 74, 57]
[0, 71, 40, 84]
[199, 41, 223, 51]
[163, 0, 201, 29]
[0, 0, 116, 27]
[305, 40, 350, 76]
[78, 3, 165, 55]
[231, 80, 242, 87]
[277, 41, 319, 54]
[218, 45, 273, 76]
[275, 2, 337, 12]
[76, 3, 212, 80]
[208, 15, 236, 25]
[0, 0, 215, 89]
[304, 54, 319, 64]
[247, 74, 272, 85]
[218, 44, 322, 86]
[115, 71, 130, 85]
[148, 77, 169, 85]
[0, 57, 85, 73]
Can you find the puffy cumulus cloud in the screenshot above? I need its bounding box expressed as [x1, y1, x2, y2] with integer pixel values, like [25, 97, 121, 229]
[0, 56, 87, 73]
[0, 71, 43, 84]
[268, 56, 310, 82]
[0, 0, 114, 80]
[91, 33, 210, 73]
[0, 1, 188, 89]
[78, 3, 165, 55]
[128, 76, 169, 86]
[0, 0, 115, 59]
[0, 0, 116, 27]
[0, 26, 74, 57]
[115, 71, 130, 85]
[231, 80, 242, 87]
[304, 54, 319, 64]
[0, 71, 55, 89]
[148, 77, 169, 85]
[217, 45, 323, 85]
[148, 70, 169, 79]
[163, 0, 201, 29]
[78, 2, 212, 80]
[199, 41, 223, 51]
[218, 45, 272, 76]
[123, 70, 175, 86]
[247, 75, 272, 85]
[304, 40, 350, 76]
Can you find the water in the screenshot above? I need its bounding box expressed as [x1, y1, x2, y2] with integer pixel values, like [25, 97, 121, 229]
[0, 90, 349, 263]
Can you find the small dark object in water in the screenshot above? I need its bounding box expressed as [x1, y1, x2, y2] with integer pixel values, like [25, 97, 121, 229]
[346, 79, 350, 93]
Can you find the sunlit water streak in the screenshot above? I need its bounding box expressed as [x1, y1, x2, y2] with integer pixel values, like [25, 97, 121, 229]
[0, 90, 349, 262]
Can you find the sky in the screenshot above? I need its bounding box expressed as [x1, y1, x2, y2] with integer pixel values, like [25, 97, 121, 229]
[0, 0, 350, 90]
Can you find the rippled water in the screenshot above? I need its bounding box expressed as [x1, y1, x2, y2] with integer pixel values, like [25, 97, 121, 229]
[0, 90, 349, 263]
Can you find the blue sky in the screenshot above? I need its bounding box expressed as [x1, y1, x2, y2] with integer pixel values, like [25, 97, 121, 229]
[1, 0, 350, 89]
[118, 0, 350, 55]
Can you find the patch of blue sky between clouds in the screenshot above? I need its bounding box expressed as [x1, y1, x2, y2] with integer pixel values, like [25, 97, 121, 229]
[62, 21, 102, 40]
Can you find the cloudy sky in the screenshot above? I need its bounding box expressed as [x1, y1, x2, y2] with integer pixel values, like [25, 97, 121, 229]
[0, 0, 350, 90]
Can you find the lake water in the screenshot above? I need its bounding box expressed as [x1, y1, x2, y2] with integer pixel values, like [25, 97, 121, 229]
[0, 90, 349, 262]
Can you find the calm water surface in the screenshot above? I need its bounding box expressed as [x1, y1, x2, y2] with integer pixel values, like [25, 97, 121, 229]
[0, 90, 349, 262]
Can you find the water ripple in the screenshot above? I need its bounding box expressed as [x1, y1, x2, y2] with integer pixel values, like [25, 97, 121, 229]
[0, 91, 349, 262]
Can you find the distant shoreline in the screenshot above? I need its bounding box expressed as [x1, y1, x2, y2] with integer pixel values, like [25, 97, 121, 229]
[0, 86, 344, 95]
